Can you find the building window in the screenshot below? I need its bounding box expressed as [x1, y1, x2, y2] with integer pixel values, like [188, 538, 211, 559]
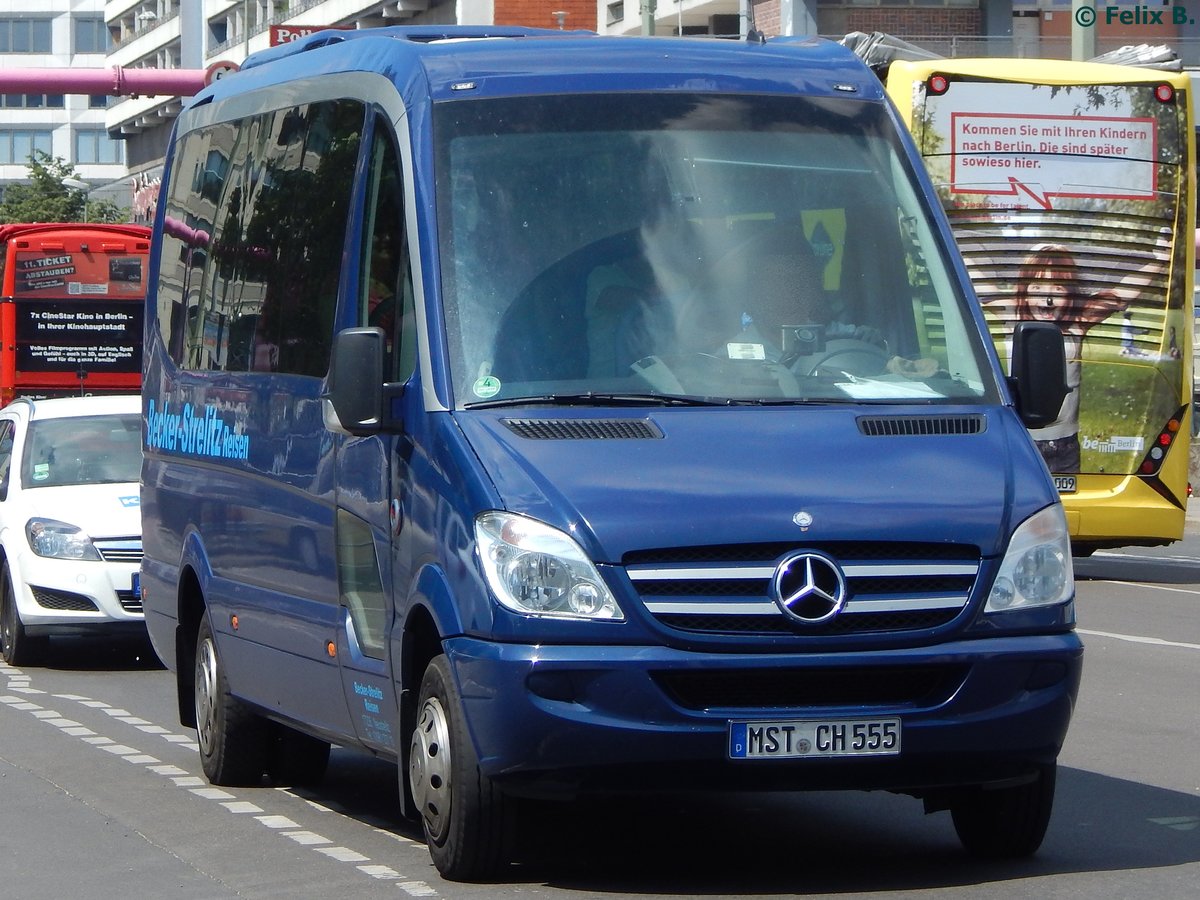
[75, 16, 110, 53]
[75, 130, 124, 165]
[0, 19, 52, 53]
[607, 2, 625, 25]
[1, 94, 65, 109]
[89, 95, 111, 110]
[0, 131, 53, 164]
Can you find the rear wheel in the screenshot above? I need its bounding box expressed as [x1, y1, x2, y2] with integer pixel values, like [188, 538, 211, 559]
[0, 562, 48, 667]
[951, 763, 1057, 858]
[194, 614, 268, 785]
[408, 655, 513, 881]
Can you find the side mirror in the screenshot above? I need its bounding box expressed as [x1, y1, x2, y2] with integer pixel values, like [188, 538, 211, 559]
[1008, 321, 1068, 429]
[323, 327, 385, 435]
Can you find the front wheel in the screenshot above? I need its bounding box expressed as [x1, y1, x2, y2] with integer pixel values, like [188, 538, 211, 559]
[951, 763, 1057, 858]
[0, 562, 48, 666]
[194, 614, 268, 786]
[408, 655, 513, 881]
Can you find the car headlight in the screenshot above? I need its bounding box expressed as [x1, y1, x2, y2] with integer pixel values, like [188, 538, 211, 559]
[26, 518, 102, 561]
[985, 504, 1074, 612]
[476, 512, 623, 620]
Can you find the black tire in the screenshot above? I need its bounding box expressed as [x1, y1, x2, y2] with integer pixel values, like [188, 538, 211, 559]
[194, 614, 268, 786]
[408, 655, 513, 881]
[0, 562, 48, 667]
[267, 722, 331, 788]
[951, 763, 1057, 858]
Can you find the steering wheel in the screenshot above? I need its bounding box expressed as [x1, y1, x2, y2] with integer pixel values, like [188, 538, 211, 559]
[795, 338, 890, 379]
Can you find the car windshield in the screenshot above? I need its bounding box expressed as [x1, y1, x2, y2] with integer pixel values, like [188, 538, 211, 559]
[21, 413, 141, 487]
[434, 92, 998, 408]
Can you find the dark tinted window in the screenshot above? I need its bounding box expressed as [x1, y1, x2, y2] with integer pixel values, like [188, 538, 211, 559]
[159, 100, 363, 376]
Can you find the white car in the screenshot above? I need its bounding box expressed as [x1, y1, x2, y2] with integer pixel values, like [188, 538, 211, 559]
[0, 395, 143, 665]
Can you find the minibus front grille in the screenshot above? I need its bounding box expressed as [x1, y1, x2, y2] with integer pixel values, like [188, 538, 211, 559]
[31, 587, 98, 612]
[652, 663, 969, 710]
[625, 542, 979, 637]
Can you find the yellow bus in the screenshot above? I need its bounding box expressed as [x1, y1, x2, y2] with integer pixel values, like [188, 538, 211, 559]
[885, 58, 1194, 554]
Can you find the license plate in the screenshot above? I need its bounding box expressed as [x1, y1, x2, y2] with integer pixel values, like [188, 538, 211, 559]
[729, 718, 901, 759]
[131, 572, 140, 595]
[1053, 476, 1076, 493]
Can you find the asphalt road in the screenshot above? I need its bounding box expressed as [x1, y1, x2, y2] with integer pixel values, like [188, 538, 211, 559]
[1, 534, 1197, 899]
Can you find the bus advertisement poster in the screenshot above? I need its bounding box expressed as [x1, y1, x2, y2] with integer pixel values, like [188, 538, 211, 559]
[892, 67, 1191, 503]
[14, 299, 143, 374]
[13, 250, 145, 298]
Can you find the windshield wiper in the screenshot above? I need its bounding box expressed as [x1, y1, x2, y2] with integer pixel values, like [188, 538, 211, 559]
[463, 392, 724, 410]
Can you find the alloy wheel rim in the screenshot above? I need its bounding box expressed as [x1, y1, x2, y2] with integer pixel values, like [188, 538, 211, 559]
[194, 637, 218, 756]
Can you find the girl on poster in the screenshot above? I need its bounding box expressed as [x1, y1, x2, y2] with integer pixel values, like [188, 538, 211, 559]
[997, 242, 1159, 473]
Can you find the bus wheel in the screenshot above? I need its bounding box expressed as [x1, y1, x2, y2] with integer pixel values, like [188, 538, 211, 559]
[951, 763, 1056, 858]
[1, 562, 48, 666]
[194, 614, 267, 786]
[409, 655, 512, 881]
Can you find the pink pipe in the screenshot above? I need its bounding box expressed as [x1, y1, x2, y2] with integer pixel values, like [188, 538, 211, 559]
[0, 66, 208, 97]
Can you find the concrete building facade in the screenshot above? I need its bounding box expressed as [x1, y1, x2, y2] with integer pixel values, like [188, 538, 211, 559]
[0, 2, 130, 207]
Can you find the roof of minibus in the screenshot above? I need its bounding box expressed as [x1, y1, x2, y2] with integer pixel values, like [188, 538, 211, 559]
[199, 28, 885, 106]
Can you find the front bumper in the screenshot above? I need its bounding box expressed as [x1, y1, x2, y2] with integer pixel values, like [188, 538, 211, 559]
[446, 632, 1083, 798]
[12, 551, 144, 637]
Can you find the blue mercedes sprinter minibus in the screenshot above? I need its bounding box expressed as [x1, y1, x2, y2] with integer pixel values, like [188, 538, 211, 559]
[140, 27, 1081, 881]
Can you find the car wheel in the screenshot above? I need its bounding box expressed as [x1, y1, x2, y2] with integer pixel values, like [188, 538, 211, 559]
[0, 561, 48, 667]
[409, 655, 513, 881]
[951, 763, 1056, 858]
[267, 722, 331, 788]
[194, 613, 268, 786]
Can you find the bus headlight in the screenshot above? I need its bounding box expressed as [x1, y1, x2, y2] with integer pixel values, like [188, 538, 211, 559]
[986, 504, 1074, 612]
[476, 512, 623, 620]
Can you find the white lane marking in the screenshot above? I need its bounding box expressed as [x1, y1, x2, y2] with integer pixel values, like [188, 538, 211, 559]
[1088, 579, 1200, 597]
[257, 815, 302, 830]
[223, 801, 264, 814]
[1078, 628, 1200, 650]
[101, 744, 141, 756]
[399, 882, 440, 897]
[319, 847, 369, 862]
[358, 865, 401, 879]
[1, 664, 440, 896]
[285, 831, 333, 846]
[192, 787, 236, 801]
[148, 765, 189, 776]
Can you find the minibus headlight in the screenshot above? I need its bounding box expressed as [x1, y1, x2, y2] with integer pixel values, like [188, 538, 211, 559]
[986, 505, 1073, 612]
[476, 512, 623, 620]
[26, 518, 102, 561]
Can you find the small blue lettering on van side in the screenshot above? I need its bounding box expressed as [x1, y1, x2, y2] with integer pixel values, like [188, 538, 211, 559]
[119, 495, 140, 508]
[145, 399, 250, 461]
[362, 714, 394, 747]
[353, 681, 384, 700]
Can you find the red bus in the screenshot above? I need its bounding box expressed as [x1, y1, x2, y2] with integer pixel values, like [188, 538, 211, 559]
[0, 223, 149, 406]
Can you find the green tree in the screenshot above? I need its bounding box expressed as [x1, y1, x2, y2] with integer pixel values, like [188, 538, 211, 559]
[0, 151, 128, 224]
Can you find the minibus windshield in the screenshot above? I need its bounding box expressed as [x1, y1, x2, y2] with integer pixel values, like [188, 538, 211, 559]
[434, 92, 997, 408]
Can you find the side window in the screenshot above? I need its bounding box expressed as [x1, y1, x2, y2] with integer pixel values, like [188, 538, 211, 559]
[336, 509, 386, 658]
[0, 419, 14, 500]
[359, 115, 416, 382]
[163, 99, 364, 376]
